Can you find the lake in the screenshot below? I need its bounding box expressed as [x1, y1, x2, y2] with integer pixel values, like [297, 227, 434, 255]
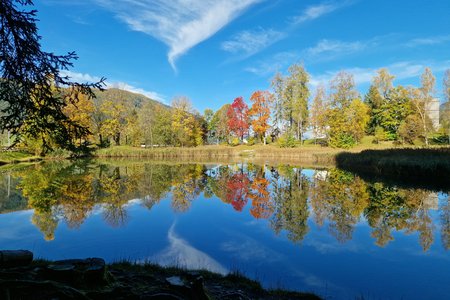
[0, 159, 448, 299]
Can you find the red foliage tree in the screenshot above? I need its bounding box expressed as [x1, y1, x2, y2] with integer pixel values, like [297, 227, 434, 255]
[225, 173, 250, 212]
[227, 97, 249, 142]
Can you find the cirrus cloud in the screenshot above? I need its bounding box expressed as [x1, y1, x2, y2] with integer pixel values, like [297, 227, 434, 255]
[93, 0, 262, 70]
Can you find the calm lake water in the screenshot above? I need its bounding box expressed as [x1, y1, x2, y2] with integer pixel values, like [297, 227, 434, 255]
[0, 160, 448, 299]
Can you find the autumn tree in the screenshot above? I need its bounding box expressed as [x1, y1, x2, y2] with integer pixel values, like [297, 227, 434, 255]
[124, 108, 142, 146]
[411, 67, 436, 146]
[326, 72, 369, 148]
[248, 91, 273, 145]
[211, 104, 231, 144]
[63, 90, 94, 146]
[398, 113, 423, 144]
[225, 172, 250, 212]
[0, 0, 104, 152]
[172, 96, 194, 147]
[91, 95, 107, 146]
[171, 96, 203, 147]
[310, 84, 328, 143]
[227, 97, 249, 142]
[101, 90, 128, 145]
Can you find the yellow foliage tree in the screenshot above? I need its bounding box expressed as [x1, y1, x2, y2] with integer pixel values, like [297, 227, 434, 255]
[249, 91, 273, 145]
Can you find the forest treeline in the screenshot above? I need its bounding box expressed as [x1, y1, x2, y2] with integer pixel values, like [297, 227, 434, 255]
[0, 162, 448, 251]
[4, 66, 450, 155]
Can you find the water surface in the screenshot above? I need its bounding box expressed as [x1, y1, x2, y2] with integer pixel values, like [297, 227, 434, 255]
[0, 160, 448, 299]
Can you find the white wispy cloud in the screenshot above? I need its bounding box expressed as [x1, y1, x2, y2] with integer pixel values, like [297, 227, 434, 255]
[293, 1, 352, 24]
[61, 70, 166, 103]
[407, 35, 450, 47]
[221, 28, 285, 57]
[305, 39, 366, 57]
[93, 0, 261, 70]
[309, 60, 450, 88]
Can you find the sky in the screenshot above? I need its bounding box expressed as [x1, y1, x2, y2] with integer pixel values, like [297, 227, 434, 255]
[34, 0, 450, 112]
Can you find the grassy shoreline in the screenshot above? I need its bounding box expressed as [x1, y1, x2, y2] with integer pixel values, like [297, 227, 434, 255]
[1, 256, 321, 299]
[94, 145, 340, 165]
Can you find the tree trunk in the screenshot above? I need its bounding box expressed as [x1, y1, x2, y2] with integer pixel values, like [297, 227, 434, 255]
[423, 122, 428, 146]
[114, 132, 120, 146]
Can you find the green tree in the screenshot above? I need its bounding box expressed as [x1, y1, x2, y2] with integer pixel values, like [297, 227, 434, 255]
[365, 85, 384, 134]
[138, 101, 157, 147]
[204, 108, 215, 144]
[270, 64, 310, 141]
[285, 64, 310, 142]
[153, 106, 174, 146]
[0, 0, 104, 152]
[327, 72, 368, 148]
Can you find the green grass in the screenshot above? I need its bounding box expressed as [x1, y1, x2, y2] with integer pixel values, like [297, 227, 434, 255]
[0, 151, 40, 165]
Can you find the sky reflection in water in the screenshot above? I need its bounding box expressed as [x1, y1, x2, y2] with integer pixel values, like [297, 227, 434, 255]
[0, 160, 448, 299]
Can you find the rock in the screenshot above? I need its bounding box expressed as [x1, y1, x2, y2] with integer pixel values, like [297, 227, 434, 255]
[166, 276, 184, 287]
[165, 275, 209, 300]
[44, 258, 106, 285]
[0, 250, 33, 268]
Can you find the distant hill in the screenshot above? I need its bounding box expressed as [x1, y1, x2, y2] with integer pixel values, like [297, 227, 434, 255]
[94, 88, 170, 111]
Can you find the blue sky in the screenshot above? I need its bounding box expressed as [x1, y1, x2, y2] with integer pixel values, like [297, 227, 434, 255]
[34, 0, 450, 112]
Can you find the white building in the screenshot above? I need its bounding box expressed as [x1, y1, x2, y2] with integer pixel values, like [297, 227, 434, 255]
[426, 98, 440, 130]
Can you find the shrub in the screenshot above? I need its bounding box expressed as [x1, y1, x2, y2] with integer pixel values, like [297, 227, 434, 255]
[373, 126, 388, 144]
[329, 133, 356, 149]
[278, 133, 296, 148]
[230, 137, 240, 146]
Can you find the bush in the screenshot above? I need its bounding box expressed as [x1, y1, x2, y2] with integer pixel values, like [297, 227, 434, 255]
[230, 137, 240, 146]
[373, 127, 388, 144]
[329, 133, 356, 149]
[398, 115, 422, 144]
[278, 133, 296, 148]
[247, 137, 256, 146]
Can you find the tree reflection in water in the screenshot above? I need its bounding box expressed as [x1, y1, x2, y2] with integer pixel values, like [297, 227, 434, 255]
[1, 160, 447, 251]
